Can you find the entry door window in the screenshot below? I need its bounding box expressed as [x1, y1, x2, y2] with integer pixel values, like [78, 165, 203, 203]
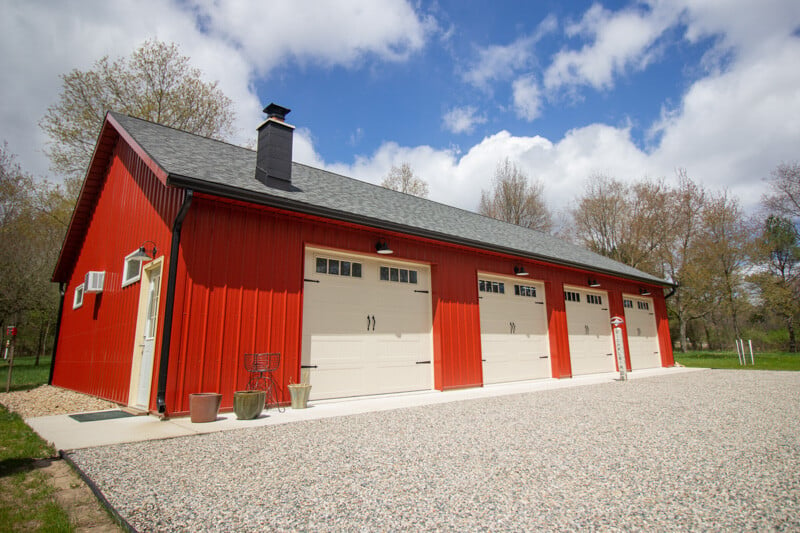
[145, 272, 161, 339]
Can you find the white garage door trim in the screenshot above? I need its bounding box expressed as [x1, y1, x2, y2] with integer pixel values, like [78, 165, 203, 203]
[564, 285, 616, 376]
[301, 247, 433, 400]
[478, 273, 551, 384]
[622, 295, 661, 370]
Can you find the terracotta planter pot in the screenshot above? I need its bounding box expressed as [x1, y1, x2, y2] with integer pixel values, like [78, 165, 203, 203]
[288, 383, 312, 409]
[233, 390, 266, 420]
[189, 393, 222, 423]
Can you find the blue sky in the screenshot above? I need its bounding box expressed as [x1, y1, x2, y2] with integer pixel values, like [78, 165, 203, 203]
[2, 0, 799, 218]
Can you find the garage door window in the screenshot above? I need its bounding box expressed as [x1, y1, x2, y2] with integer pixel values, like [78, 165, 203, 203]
[479, 279, 505, 294]
[587, 294, 603, 305]
[316, 257, 362, 278]
[380, 266, 418, 284]
[514, 284, 537, 297]
[564, 290, 580, 302]
[624, 299, 633, 308]
[637, 301, 650, 310]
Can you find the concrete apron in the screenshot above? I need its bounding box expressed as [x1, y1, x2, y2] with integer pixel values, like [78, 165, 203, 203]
[27, 367, 704, 451]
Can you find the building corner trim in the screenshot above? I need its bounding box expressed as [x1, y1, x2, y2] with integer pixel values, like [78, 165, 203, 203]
[156, 189, 193, 413]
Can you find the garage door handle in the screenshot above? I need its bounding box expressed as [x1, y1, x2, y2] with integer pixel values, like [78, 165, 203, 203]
[304, 278, 320, 283]
[535, 301, 544, 305]
[367, 315, 375, 331]
[415, 361, 431, 365]
[301, 365, 318, 369]
[414, 290, 429, 294]
[539, 355, 548, 359]
[606, 353, 613, 356]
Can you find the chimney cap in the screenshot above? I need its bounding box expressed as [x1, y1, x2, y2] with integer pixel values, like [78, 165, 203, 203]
[264, 103, 291, 121]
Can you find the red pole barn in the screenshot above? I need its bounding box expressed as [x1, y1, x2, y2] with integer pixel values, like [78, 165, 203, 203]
[50, 104, 674, 417]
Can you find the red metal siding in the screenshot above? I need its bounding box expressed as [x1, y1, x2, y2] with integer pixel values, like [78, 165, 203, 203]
[162, 196, 673, 415]
[52, 139, 183, 405]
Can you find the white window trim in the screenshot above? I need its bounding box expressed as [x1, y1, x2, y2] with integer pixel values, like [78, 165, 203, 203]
[73, 283, 85, 309]
[122, 250, 145, 288]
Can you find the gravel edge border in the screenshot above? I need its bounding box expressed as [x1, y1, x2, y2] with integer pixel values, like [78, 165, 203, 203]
[60, 450, 137, 533]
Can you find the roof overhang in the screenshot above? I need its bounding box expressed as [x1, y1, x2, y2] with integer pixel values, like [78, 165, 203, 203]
[166, 172, 674, 288]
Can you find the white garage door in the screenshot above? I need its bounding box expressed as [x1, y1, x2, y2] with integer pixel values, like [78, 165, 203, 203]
[564, 287, 616, 375]
[623, 296, 661, 369]
[478, 274, 550, 384]
[301, 248, 433, 400]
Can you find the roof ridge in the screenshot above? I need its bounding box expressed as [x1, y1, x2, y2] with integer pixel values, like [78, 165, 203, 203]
[108, 111, 253, 153]
[290, 160, 554, 239]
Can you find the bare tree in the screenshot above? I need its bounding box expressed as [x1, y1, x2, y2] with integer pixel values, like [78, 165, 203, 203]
[479, 158, 552, 232]
[660, 171, 710, 352]
[381, 163, 430, 198]
[571, 174, 669, 273]
[763, 162, 800, 220]
[40, 39, 236, 188]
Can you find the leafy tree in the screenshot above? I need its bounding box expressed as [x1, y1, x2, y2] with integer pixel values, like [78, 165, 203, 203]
[381, 163, 429, 198]
[0, 144, 65, 361]
[697, 192, 752, 340]
[479, 158, 552, 232]
[40, 39, 236, 189]
[749, 215, 800, 351]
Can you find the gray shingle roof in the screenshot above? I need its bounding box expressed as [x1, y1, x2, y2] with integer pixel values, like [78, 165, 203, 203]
[110, 112, 669, 286]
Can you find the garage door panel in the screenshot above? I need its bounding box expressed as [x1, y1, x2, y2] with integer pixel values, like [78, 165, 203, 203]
[302, 249, 433, 400]
[565, 288, 616, 376]
[478, 276, 550, 384]
[623, 296, 661, 369]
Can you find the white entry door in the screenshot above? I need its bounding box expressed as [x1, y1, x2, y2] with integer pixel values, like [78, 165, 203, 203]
[301, 249, 433, 400]
[478, 275, 550, 384]
[564, 286, 616, 375]
[623, 295, 661, 369]
[130, 262, 162, 409]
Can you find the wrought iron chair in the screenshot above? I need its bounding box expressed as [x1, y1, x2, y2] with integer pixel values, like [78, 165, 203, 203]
[244, 352, 284, 412]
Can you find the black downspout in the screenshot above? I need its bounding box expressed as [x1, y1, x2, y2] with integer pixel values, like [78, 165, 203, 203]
[664, 284, 678, 300]
[156, 189, 193, 414]
[48, 282, 66, 385]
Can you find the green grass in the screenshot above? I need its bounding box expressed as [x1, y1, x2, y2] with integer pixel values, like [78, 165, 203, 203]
[674, 350, 800, 371]
[0, 356, 51, 392]
[0, 404, 74, 532]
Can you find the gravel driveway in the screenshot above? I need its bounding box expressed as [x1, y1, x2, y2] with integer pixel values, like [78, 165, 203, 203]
[68, 370, 799, 531]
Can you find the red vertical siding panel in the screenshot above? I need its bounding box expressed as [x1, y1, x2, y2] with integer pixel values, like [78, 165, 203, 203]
[53, 140, 183, 405]
[545, 279, 572, 378]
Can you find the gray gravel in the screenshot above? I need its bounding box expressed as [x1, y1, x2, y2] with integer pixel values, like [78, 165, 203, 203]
[68, 370, 800, 531]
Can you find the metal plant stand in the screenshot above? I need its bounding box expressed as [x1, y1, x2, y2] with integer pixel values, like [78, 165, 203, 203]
[244, 352, 284, 412]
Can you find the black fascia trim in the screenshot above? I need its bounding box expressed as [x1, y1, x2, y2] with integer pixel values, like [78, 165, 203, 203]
[166, 173, 673, 288]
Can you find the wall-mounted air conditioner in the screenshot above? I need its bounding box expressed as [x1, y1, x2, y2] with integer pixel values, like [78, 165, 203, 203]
[84, 271, 106, 293]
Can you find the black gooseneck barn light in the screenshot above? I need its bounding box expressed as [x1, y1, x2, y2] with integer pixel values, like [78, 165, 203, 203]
[130, 240, 158, 261]
[639, 287, 651, 296]
[588, 278, 601, 287]
[514, 265, 529, 276]
[375, 240, 394, 255]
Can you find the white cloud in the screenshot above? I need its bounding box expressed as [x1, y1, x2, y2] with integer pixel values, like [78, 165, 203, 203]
[442, 106, 487, 134]
[187, 0, 434, 75]
[544, 3, 680, 92]
[462, 14, 557, 90]
[511, 76, 542, 121]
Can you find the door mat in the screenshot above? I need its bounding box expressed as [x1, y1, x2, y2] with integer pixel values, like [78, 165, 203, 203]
[69, 410, 136, 423]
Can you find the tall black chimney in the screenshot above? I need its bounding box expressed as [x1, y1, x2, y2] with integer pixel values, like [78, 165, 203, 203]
[255, 103, 293, 187]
